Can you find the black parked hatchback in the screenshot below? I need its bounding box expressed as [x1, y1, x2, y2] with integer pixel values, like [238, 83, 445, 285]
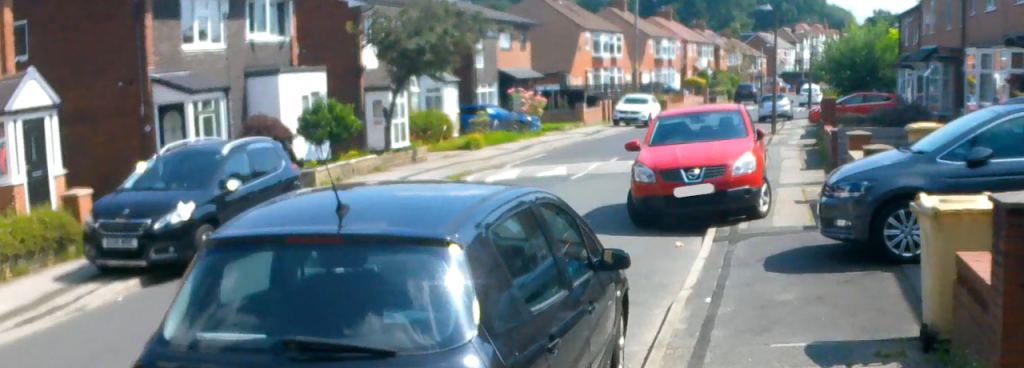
[733, 83, 757, 104]
[83, 137, 301, 270]
[133, 182, 631, 368]
[818, 103, 1024, 262]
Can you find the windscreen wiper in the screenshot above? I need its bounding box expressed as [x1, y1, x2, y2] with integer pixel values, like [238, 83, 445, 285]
[277, 336, 398, 361]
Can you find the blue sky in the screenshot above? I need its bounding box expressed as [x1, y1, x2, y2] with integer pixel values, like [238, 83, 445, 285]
[829, 0, 917, 23]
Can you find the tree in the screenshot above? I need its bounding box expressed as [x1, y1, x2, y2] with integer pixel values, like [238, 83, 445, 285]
[813, 22, 898, 96]
[864, 9, 898, 28]
[361, 0, 490, 150]
[297, 99, 363, 158]
[241, 114, 298, 163]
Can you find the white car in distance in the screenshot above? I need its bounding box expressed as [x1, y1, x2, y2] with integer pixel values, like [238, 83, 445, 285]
[758, 93, 793, 121]
[613, 93, 661, 127]
[797, 83, 823, 106]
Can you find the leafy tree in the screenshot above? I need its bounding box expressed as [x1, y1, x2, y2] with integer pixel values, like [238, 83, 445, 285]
[864, 9, 898, 28]
[813, 22, 898, 96]
[361, 0, 490, 150]
[297, 99, 363, 157]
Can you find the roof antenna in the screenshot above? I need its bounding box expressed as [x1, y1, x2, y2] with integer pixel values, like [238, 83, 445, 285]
[321, 153, 350, 231]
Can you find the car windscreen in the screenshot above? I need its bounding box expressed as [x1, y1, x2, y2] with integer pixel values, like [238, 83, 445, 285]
[800, 85, 820, 93]
[649, 111, 748, 146]
[120, 149, 221, 191]
[736, 84, 755, 91]
[621, 97, 649, 104]
[909, 108, 1002, 153]
[158, 242, 478, 355]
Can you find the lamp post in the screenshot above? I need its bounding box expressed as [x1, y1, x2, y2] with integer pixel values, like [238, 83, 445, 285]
[633, 0, 640, 90]
[757, 2, 779, 134]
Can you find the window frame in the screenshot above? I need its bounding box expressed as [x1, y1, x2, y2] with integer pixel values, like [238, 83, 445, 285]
[475, 41, 484, 69]
[181, 0, 229, 51]
[939, 112, 1024, 162]
[534, 201, 594, 286]
[0, 121, 9, 182]
[487, 205, 570, 313]
[246, 0, 292, 42]
[986, 0, 996, 12]
[499, 32, 512, 50]
[13, 20, 27, 62]
[193, 99, 222, 138]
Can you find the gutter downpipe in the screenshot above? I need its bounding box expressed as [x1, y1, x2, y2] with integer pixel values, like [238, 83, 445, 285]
[135, 0, 149, 158]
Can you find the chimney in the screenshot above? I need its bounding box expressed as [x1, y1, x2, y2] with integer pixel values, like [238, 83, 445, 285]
[692, 19, 707, 31]
[656, 6, 674, 21]
[0, 0, 14, 75]
[608, 0, 628, 12]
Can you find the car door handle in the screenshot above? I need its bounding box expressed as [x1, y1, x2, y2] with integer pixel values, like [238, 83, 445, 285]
[587, 301, 597, 315]
[546, 336, 560, 356]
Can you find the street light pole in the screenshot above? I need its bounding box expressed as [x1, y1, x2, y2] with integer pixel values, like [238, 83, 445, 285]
[633, 0, 640, 90]
[771, 5, 778, 134]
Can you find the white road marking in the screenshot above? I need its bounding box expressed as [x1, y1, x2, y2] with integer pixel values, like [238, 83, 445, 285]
[739, 221, 749, 229]
[536, 166, 568, 177]
[503, 154, 546, 168]
[484, 169, 521, 183]
[643, 227, 717, 368]
[570, 157, 618, 180]
[770, 342, 811, 348]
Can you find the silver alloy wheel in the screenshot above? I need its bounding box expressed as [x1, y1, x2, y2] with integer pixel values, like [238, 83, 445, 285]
[201, 232, 211, 242]
[758, 182, 771, 213]
[883, 208, 921, 257]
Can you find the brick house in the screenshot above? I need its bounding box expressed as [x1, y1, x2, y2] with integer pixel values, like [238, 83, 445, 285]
[596, 0, 681, 90]
[690, 23, 731, 72]
[726, 38, 766, 83]
[646, 7, 714, 80]
[745, 32, 796, 88]
[494, 22, 544, 108]
[293, 0, 363, 117]
[14, 0, 328, 197]
[899, 0, 964, 118]
[963, 0, 1024, 106]
[896, 4, 922, 102]
[507, 0, 628, 97]
[0, 0, 67, 213]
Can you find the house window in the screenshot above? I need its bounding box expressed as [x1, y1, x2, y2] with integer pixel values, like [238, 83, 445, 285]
[0, 123, 8, 179]
[945, 0, 952, 29]
[181, 0, 229, 48]
[301, 92, 324, 110]
[475, 41, 484, 69]
[969, 0, 975, 14]
[13, 20, 27, 62]
[247, 0, 290, 40]
[614, 34, 623, 56]
[986, 0, 995, 11]
[499, 33, 512, 50]
[476, 84, 497, 105]
[193, 99, 223, 138]
[584, 32, 591, 50]
[424, 88, 443, 110]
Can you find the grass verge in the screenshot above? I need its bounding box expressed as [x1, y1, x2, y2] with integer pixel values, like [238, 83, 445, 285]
[428, 122, 583, 152]
[298, 149, 373, 169]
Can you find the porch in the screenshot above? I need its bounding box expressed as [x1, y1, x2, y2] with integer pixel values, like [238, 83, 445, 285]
[150, 71, 230, 150]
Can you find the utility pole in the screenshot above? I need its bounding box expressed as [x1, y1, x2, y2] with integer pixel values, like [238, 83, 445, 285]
[633, 0, 640, 91]
[771, 4, 778, 134]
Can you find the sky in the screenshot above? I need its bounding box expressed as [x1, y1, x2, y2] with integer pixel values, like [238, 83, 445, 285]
[828, 0, 918, 24]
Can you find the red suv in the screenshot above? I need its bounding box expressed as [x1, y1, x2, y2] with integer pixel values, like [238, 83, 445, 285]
[623, 104, 772, 227]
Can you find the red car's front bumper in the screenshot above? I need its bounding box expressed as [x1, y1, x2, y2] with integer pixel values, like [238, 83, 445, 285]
[630, 168, 763, 216]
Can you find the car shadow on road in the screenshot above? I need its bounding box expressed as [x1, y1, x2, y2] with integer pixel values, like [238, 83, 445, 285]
[55, 264, 185, 288]
[583, 203, 727, 238]
[803, 337, 940, 367]
[762, 240, 924, 325]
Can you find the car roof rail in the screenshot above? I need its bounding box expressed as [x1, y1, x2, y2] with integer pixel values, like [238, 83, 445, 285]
[221, 136, 275, 154]
[158, 137, 226, 155]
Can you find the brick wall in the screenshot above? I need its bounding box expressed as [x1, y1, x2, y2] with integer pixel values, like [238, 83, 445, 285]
[0, 183, 25, 213]
[835, 126, 908, 159]
[496, 28, 533, 69]
[953, 251, 996, 366]
[15, 0, 150, 197]
[545, 100, 607, 124]
[294, 0, 363, 111]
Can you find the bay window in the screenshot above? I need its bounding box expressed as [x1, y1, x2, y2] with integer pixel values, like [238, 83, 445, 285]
[247, 0, 291, 40]
[499, 33, 512, 50]
[181, 0, 229, 49]
[0, 122, 9, 181]
[424, 88, 443, 110]
[968, 48, 1024, 106]
[655, 38, 677, 60]
[592, 32, 624, 58]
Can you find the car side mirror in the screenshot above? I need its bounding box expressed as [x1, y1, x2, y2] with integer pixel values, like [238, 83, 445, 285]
[223, 176, 243, 192]
[965, 146, 994, 169]
[756, 128, 766, 141]
[624, 139, 641, 152]
[597, 248, 631, 271]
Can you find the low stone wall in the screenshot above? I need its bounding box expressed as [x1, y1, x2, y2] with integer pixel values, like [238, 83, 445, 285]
[545, 100, 608, 125]
[835, 126, 908, 158]
[299, 146, 429, 188]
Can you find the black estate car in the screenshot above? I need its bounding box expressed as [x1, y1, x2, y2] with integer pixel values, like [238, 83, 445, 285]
[818, 103, 1024, 262]
[733, 83, 757, 104]
[133, 182, 631, 368]
[83, 137, 301, 270]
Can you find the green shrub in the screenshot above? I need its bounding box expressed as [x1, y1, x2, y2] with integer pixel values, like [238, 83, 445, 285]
[683, 77, 707, 90]
[468, 110, 492, 133]
[409, 110, 454, 144]
[297, 98, 363, 156]
[0, 207, 83, 280]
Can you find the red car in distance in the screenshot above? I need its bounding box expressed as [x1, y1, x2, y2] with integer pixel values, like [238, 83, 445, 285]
[623, 104, 772, 228]
[808, 92, 899, 124]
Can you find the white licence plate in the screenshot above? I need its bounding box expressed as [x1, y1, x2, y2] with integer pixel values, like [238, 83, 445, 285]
[102, 237, 138, 250]
[674, 183, 715, 198]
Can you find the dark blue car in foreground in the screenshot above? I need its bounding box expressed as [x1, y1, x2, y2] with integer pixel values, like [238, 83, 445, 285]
[134, 181, 632, 368]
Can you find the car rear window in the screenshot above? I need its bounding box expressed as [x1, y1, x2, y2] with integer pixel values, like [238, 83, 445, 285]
[649, 111, 749, 146]
[159, 241, 478, 355]
[621, 97, 649, 104]
[737, 84, 755, 91]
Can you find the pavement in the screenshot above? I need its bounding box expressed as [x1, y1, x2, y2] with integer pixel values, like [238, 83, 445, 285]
[0, 108, 933, 368]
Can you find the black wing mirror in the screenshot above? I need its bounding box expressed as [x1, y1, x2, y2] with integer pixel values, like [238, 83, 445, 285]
[965, 146, 994, 169]
[597, 248, 631, 271]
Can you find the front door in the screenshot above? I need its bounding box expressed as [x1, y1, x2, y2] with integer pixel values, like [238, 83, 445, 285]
[22, 118, 50, 208]
[158, 104, 187, 148]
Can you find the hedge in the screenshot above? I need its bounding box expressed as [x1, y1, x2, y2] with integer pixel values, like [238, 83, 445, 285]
[409, 110, 455, 143]
[0, 207, 83, 281]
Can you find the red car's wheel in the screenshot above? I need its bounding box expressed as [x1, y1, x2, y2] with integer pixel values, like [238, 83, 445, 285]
[626, 191, 658, 228]
[747, 177, 772, 220]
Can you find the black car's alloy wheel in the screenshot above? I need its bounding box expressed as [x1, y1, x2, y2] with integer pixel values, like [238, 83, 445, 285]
[873, 202, 921, 263]
[194, 224, 216, 252]
[626, 191, 658, 229]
